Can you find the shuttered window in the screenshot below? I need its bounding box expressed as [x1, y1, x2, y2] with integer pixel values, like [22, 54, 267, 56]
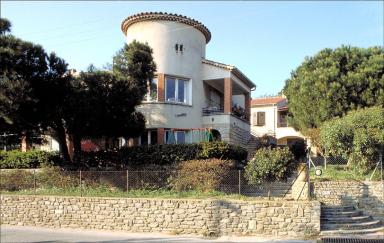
[257, 112, 266, 126]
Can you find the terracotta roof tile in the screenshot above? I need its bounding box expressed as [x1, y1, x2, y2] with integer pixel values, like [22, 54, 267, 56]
[251, 97, 286, 106]
[121, 12, 211, 43]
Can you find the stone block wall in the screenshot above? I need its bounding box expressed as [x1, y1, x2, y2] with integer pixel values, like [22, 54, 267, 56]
[0, 195, 320, 237]
[313, 181, 384, 221]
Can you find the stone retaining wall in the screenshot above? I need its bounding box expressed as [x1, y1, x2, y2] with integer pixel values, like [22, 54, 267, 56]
[0, 195, 320, 237]
[313, 181, 384, 221]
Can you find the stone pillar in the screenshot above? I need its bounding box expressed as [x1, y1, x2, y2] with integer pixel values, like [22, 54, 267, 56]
[224, 77, 232, 113]
[157, 128, 165, 144]
[157, 73, 165, 102]
[244, 92, 251, 122]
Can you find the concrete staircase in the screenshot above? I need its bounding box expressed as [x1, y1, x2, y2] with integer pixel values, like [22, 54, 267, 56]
[320, 205, 384, 235]
[244, 135, 259, 160]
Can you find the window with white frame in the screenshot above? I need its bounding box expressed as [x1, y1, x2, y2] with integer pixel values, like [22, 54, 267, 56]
[165, 77, 189, 104]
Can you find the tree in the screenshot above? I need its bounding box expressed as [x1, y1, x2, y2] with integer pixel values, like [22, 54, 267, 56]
[64, 41, 156, 160]
[319, 106, 384, 174]
[0, 18, 51, 151]
[283, 46, 384, 133]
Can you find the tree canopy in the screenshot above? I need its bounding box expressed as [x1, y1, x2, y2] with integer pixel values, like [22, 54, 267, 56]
[0, 18, 156, 163]
[319, 106, 384, 174]
[283, 45, 384, 133]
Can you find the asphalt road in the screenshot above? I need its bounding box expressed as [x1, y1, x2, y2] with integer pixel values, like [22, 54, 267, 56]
[0, 226, 315, 243]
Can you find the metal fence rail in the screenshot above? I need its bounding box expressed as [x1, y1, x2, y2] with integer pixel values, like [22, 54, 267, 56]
[0, 169, 302, 199]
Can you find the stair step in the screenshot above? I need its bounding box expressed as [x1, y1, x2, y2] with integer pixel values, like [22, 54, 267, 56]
[321, 220, 382, 230]
[322, 211, 363, 217]
[320, 226, 384, 236]
[321, 215, 373, 224]
[322, 206, 356, 211]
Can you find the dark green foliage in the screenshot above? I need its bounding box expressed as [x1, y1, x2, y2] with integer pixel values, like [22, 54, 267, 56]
[283, 45, 384, 132]
[288, 140, 307, 160]
[245, 147, 296, 184]
[320, 106, 384, 174]
[169, 159, 233, 192]
[0, 18, 11, 34]
[77, 142, 247, 169]
[199, 141, 248, 161]
[0, 150, 62, 169]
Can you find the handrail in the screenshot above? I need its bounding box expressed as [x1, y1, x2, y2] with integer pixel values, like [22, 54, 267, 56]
[282, 164, 306, 199]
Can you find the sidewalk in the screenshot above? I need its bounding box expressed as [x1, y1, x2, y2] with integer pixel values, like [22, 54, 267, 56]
[0, 225, 315, 243]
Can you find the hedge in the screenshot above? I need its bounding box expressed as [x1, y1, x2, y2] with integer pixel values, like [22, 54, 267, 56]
[79, 141, 247, 169]
[0, 150, 62, 169]
[1, 141, 248, 169]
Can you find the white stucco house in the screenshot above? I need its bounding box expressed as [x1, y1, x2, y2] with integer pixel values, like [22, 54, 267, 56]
[250, 96, 304, 146]
[121, 12, 256, 146]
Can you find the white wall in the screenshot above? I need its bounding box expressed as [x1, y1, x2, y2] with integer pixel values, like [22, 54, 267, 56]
[250, 105, 303, 140]
[125, 20, 207, 129]
[250, 105, 277, 136]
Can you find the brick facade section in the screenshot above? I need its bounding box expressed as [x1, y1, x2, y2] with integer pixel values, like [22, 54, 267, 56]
[157, 73, 165, 102]
[157, 128, 165, 144]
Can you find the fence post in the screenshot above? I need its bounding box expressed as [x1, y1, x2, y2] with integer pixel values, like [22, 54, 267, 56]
[126, 170, 129, 193]
[238, 170, 241, 195]
[79, 170, 82, 197]
[33, 169, 36, 195]
[307, 151, 311, 200]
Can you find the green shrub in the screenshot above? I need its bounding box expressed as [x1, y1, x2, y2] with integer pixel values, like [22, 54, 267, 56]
[245, 147, 296, 184]
[0, 150, 62, 169]
[0, 169, 35, 191]
[320, 106, 384, 174]
[37, 167, 78, 189]
[169, 159, 233, 192]
[77, 142, 247, 169]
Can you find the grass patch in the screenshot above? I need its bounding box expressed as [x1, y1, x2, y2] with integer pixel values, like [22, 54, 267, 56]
[309, 164, 382, 181]
[1, 186, 252, 200]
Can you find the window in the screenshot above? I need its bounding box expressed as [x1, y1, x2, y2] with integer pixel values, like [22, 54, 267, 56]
[175, 131, 185, 144]
[165, 77, 189, 104]
[256, 112, 266, 126]
[145, 78, 157, 102]
[165, 130, 187, 144]
[278, 111, 288, 127]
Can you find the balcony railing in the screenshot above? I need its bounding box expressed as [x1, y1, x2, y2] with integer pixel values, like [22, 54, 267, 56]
[202, 107, 224, 115]
[202, 107, 249, 122]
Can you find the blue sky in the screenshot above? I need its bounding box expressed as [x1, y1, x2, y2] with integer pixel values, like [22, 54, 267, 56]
[2, 1, 383, 98]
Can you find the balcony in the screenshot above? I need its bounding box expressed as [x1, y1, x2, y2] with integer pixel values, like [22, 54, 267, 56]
[202, 106, 249, 123]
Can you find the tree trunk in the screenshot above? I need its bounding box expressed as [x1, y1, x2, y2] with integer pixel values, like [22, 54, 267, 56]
[20, 130, 28, 152]
[55, 125, 71, 163]
[73, 134, 82, 163]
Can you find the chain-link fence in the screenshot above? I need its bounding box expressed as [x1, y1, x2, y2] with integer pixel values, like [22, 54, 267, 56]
[308, 152, 383, 182]
[0, 168, 306, 199]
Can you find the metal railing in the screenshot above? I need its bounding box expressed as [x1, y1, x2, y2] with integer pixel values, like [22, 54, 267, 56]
[0, 169, 299, 199]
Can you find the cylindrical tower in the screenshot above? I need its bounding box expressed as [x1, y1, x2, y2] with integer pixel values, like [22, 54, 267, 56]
[121, 12, 211, 77]
[121, 12, 211, 140]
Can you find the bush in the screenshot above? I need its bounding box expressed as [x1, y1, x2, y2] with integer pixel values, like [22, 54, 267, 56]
[169, 159, 234, 192]
[320, 106, 384, 174]
[37, 167, 78, 189]
[244, 147, 296, 184]
[0, 150, 63, 169]
[77, 142, 247, 169]
[0, 169, 35, 191]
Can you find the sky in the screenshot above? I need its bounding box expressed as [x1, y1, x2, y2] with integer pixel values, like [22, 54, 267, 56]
[1, 1, 383, 98]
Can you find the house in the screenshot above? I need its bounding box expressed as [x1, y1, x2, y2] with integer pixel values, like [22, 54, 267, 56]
[121, 12, 256, 146]
[250, 96, 304, 146]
